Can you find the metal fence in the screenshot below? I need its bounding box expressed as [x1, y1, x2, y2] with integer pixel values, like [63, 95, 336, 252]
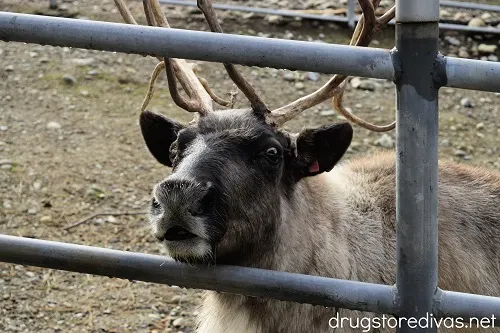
[1, 0, 500, 331]
[46, 0, 500, 34]
[158, 0, 500, 34]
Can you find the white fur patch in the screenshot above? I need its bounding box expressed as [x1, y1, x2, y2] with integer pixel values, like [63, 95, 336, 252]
[197, 294, 262, 333]
[171, 137, 208, 180]
[165, 237, 212, 259]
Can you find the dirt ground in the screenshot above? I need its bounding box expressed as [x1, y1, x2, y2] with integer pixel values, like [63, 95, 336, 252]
[1, 0, 499, 332]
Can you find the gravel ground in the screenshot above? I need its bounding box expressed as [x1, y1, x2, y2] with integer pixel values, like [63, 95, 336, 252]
[1, 0, 500, 332]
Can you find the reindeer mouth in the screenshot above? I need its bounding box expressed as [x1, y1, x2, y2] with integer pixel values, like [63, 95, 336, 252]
[164, 226, 198, 241]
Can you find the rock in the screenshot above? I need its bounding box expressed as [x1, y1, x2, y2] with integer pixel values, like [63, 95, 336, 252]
[266, 15, 283, 25]
[476, 122, 484, 130]
[458, 49, 470, 58]
[87, 70, 99, 76]
[171, 295, 187, 302]
[0, 159, 12, 170]
[71, 58, 95, 66]
[478, 44, 497, 54]
[374, 134, 394, 149]
[80, 90, 89, 97]
[86, 185, 106, 199]
[440, 9, 451, 17]
[3, 200, 12, 209]
[294, 82, 305, 90]
[107, 216, 117, 223]
[319, 110, 335, 116]
[33, 181, 42, 190]
[283, 72, 295, 82]
[460, 98, 472, 108]
[350, 77, 362, 88]
[488, 55, 499, 62]
[307, 72, 320, 81]
[481, 13, 492, 21]
[440, 139, 450, 147]
[40, 216, 53, 223]
[351, 77, 378, 91]
[444, 36, 461, 46]
[468, 17, 486, 27]
[39, 57, 49, 64]
[4, 65, 14, 72]
[358, 80, 378, 91]
[453, 149, 467, 157]
[27, 208, 38, 215]
[0, 125, 8, 131]
[46, 121, 62, 130]
[62, 74, 77, 85]
[454, 12, 471, 22]
[172, 318, 186, 327]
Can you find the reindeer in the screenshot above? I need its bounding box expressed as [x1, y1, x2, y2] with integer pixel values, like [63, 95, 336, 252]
[114, 0, 500, 332]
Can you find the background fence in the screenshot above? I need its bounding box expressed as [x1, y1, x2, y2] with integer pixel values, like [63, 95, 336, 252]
[47, 0, 500, 34]
[1, 0, 500, 332]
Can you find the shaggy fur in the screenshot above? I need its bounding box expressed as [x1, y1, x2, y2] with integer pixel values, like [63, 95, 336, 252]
[140, 109, 500, 333]
[196, 152, 500, 333]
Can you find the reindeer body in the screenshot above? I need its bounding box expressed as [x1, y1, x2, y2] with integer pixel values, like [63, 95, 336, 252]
[196, 151, 500, 333]
[112, 1, 498, 332]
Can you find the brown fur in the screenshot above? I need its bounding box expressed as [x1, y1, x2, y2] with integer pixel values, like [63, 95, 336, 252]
[197, 151, 500, 333]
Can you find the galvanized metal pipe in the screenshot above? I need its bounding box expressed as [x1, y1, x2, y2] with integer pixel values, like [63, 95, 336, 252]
[445, 56, 500, 93]
[160, 0, 500, 35]
[441, 0, 500, 12]
[436, 289, 500, 325]
[0, 12, 394, 80]
[347, 0, 356, 29]
[2, 234, 500, 321]
[2, 12, 500, 93]
[0, 234, 397, 314]
[395, 0, 440, 332]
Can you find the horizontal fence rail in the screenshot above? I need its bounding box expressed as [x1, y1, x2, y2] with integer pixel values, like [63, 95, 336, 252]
[440, 0, 500, 12]
[445, 57, 500, 92]
[0, 12, 394, 80]
[1, 12, 500, 93]
[1, 234, 500, 323]
[0, 235, 397, 315]
[160, 0, 500, 35]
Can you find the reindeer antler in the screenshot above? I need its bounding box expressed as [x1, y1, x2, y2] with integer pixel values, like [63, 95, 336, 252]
[114, 0, 395, 130]
[267, 0, 396, 131]
[197, 0, 268, 114]
[114, 0, 237, 116]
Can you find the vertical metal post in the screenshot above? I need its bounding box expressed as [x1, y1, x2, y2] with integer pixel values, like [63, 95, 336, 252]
[395, 0, 440, 332]
[347, 0, 356, 29]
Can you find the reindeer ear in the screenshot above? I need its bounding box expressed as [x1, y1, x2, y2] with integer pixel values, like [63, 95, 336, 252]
[139, 111, 185, 167]
[291, 122, 353, 179]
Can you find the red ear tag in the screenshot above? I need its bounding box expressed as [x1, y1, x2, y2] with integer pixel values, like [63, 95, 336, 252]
[309, 160, 320, 173]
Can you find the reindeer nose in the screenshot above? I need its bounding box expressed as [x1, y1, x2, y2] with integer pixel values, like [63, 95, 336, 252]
[158, 178, 216, 215]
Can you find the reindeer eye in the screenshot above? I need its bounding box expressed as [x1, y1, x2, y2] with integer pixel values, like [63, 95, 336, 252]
[151, 198, 162, 213]
[266, 147, 278, 155]
[262, 146, 281, 165]
[169, 141, 178, 164]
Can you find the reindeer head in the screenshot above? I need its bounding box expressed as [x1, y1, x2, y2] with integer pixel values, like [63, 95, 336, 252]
[141, 108, 352, 264]
[114, 0, 395, 264]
